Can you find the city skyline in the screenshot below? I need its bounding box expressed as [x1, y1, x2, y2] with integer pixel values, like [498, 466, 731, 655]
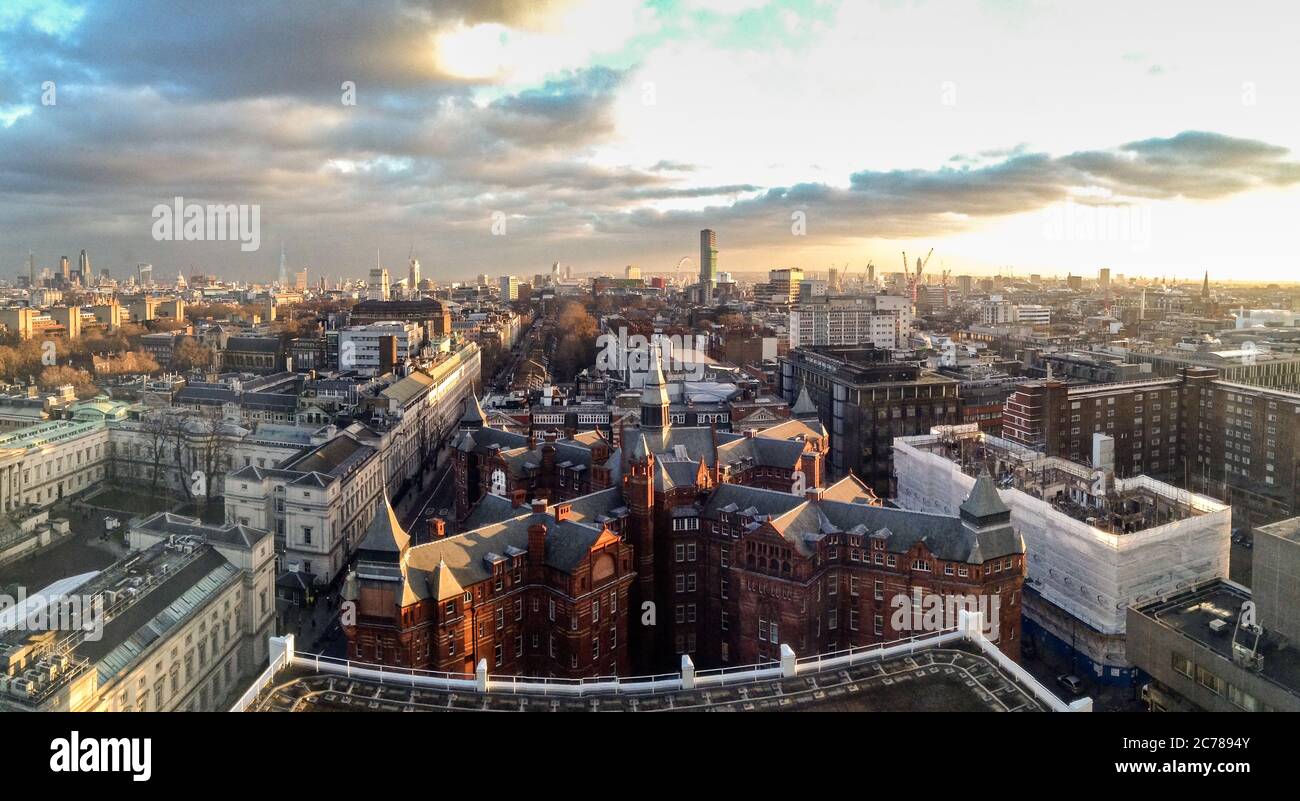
[2, 1, 1299, 282]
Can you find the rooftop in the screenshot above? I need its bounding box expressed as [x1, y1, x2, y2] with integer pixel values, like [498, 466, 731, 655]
[900, 426, 1221, 534]
[1133, 581, 1300, 698]
[250, 640, 1052, 713]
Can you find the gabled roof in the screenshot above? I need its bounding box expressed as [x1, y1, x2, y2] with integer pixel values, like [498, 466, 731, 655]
[820, 473, 879, 505]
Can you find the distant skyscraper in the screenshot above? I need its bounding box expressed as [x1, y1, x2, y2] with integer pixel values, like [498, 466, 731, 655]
[138, 263, 153, 286]
[78, 250, 89, 286]
[368, 266, 390, 301]
[59, 256, 70, 286]
[295, 268, 309, 292]
[408, 253, 421, 295]
[699, 229, 717, 297]
[279, 242, 288, 286]
[27, 250, 35, 287]
[499, 274, 519, 301]
[1098, 267, 1110, 293]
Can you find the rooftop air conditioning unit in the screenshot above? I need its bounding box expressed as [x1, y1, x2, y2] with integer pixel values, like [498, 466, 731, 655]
[1209, 619, 1228, 633]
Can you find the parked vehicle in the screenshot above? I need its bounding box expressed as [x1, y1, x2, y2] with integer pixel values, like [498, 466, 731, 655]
[1056, 674, 1084, 695]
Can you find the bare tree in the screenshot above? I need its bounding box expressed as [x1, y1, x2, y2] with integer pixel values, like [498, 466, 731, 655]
[141, 411, 170, 495]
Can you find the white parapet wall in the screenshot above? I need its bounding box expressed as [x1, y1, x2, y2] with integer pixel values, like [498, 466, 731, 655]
[894, 429, 1231, 643]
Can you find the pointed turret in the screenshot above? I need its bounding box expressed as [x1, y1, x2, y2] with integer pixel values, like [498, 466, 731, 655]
[459, 393, 487, 431]
[357, 494, 410, 562]
[959, 469, 1011, 528]
[791, 384, 819, 419]
[640, 347, 671, 431]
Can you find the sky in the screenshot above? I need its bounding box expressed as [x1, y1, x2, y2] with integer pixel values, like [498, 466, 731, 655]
[1, 0, 1298, 284]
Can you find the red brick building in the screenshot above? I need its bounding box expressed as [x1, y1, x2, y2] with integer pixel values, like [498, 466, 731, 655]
[344, 495, 636, 677]
[352, 352, 1022, 678]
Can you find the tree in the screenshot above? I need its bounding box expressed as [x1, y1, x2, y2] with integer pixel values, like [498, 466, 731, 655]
[172, 339, 214, 372]
[38, 366, 99, 398]
[551, 301, 598, 383]
[141, 411, 171, 495]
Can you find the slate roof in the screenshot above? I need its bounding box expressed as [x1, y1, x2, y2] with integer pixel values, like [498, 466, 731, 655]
[357, 495, 410, 560]
[716, 435, 806, 470]
[225, 336, 282, 353]
[702, 482, 1023, 565]
[460, 393, 488, 425]
[281, 432, 375, 479]
[655, 459, 705, 492]
[402, 513, 610, 591]
[133, 511, 270, 550]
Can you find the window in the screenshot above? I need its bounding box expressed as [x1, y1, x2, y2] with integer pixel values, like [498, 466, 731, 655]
[592, 599, 600, 623]
[1171, 653, 1192, 678]
[1196, 665, 1224, 696]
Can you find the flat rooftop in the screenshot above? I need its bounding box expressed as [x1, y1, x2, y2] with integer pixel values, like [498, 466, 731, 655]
[250, 643, 1049, 712]
[904, 429, 1214, 533]
[1134, 582, 1300, 697]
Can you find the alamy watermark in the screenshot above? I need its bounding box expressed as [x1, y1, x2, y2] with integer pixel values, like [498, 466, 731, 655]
[596, 328, 710, 380]
[1042, 197, 1152, 252]
[890, 589, 1001, 640]
[151, 196, 261, 252]
[0, 589, 104, 641]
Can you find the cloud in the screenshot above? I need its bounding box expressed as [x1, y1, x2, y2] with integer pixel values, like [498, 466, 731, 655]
[596, 132, 1300, 247]
[2, 2, 1298, 280]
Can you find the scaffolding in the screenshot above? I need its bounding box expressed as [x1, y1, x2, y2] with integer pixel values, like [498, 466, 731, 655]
[895, 427, 1231, 637]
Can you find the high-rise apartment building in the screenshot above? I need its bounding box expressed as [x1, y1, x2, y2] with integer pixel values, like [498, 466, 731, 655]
[699, 229, 717, 294]
[499, 274, 519, 301]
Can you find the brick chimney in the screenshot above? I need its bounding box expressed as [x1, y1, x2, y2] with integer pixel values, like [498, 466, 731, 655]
[744, 428, 756, 439]
[527, 515, 548, 568]
[527, 431, 538, 450]
[429, 517, 446, 539]
[805, 487, 823, 502]
[511, 489, 528, 508]
[530, 498, 548, 514]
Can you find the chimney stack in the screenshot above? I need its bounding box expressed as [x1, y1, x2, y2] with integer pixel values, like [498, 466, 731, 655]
[429, 517, 447, 539]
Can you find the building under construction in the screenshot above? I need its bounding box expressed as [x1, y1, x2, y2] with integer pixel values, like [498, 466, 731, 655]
[894, 424, 1231, 685]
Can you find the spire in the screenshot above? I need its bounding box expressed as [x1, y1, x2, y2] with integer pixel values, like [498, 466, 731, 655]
[639, 346, 671, 431]
[1202, 271, 1210, 299]
[459, 393, 487, 429]
[791, 385, 819, 418]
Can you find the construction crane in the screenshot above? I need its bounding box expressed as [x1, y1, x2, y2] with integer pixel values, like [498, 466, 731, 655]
[903, 248, 935, 302]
